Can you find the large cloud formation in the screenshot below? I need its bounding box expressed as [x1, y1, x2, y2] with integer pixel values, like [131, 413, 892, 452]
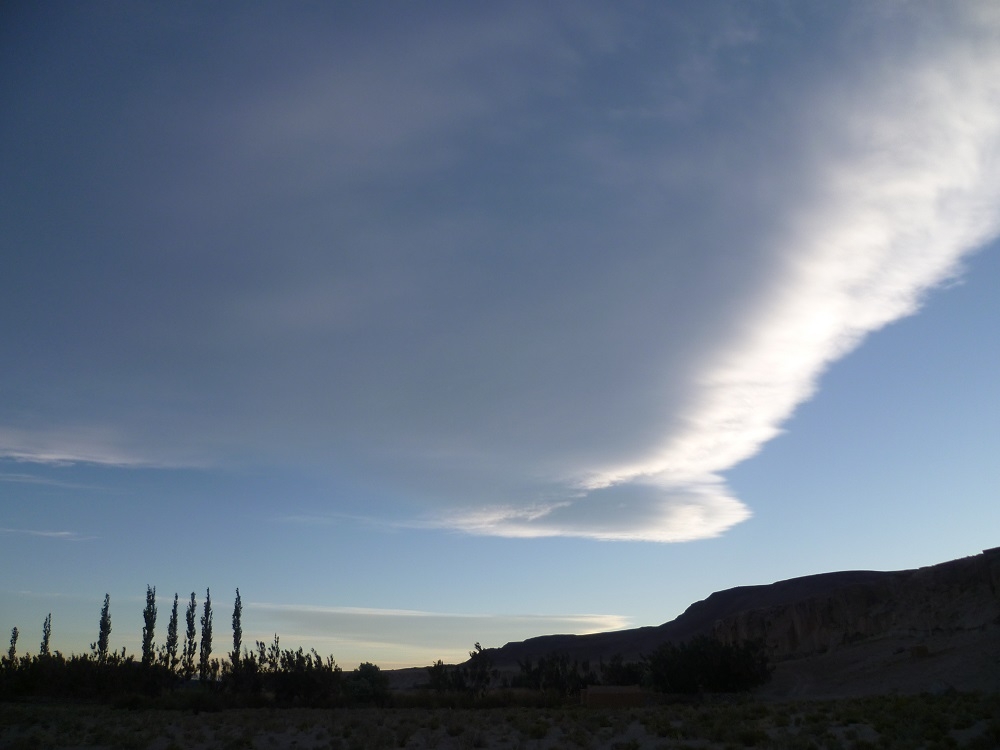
[432, 3, 1000, 541]
[2, 2, 999, 542]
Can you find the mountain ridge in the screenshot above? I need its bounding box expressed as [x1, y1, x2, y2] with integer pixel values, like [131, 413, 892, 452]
[480, 548, 1000, 696]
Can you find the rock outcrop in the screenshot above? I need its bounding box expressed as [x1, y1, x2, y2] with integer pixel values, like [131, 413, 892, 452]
[709, 548, 1000, 661]
[486, 548, 1000, 695]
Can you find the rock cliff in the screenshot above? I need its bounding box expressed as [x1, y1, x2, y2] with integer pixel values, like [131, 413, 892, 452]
[709, 548, 1000, 661]
[486, 548, 1000, 695]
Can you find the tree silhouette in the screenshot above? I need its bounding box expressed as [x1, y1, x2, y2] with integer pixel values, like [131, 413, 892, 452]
[93, 594, 111, 663]
[6, 626, 17, 664]
[39, 614, 51, 657]
[231, 588, 242, 670]
[0, 586, 429, 708]
[644, 635, 771, 693]
[141, 585, 157, 667]
[199, 588, 213, 681]
[163, 593, 179, 672]
[598, 653, 644, 686]
[465, 642, 496, 698]
[427, 659, 443, 689]
[256, 633, 280, 673]
[350, 661, 389, 706]
[182, 592, 197, 679]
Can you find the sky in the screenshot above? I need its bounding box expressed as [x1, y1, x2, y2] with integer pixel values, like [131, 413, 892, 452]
[2, 1, 999, 670]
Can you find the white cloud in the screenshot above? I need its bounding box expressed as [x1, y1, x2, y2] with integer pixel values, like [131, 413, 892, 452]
[437, 6, 1000, 541]
[3, 2, 999, 547]
[443, 482, 750, 543]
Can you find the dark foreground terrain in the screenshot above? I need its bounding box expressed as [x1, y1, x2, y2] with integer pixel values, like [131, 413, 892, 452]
[4, 549, 998, 748]
[3, 691, 1000, 750]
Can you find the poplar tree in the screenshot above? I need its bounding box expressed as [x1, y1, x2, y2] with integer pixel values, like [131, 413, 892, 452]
[6, 626, 17, 664]
[163, 593, 179, 672]
[199, 588, 213, 681]
[182, 592, 197, 679]
[40, 613, 51, 657]
[231, 588, 242, 669]
[141, 585, 157, 667]
[94, 594, 111, 663]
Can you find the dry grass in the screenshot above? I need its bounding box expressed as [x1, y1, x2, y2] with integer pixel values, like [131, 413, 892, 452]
[1, 692, 998, 750]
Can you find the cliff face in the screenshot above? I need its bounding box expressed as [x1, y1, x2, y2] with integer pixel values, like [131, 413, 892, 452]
[487, 549, 1000, 695]
[708, 550, 1000, 661]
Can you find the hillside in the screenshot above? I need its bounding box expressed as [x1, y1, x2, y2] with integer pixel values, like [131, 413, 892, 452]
[480, 548, 1000, 697]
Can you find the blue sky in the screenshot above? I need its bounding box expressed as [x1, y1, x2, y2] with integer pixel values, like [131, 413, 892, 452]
[2, 1, 999, 669]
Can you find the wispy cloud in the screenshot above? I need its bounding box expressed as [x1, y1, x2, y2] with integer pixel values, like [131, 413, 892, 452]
[0, 426, 208, 468]
[245, 602, 629, 667]
[0, 527, 95, 541]
[250, 601, 627, 629]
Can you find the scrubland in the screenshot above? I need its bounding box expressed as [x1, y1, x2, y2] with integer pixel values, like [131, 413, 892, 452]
[2, 691, 999, 750]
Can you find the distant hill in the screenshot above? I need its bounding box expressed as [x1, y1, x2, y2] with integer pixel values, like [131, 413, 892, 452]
[479, 548, 1000, 697]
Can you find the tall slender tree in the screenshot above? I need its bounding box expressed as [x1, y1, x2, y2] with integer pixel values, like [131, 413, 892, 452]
[94, 594, 111, 663]
[39, 613, 51, 657]
[199, 588, 213, 681]
[182, 592, 197, 679]
[231, 588, 242, 669]
[141, 585, 157, 667]
[163, 593, 179, 672]
[7, 626, 17, 664]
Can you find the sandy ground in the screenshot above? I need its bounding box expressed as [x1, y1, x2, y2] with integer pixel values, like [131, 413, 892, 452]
[2, 692, 999, 750]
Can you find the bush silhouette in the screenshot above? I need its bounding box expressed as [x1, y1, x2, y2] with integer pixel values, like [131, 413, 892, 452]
[644, 635, 771, 694]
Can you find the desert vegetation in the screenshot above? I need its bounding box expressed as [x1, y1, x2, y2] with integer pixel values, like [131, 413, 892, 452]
[2, 691, 999, 749]
[1, 588, 771, 710]
[0, 588, 384, 709]
[4, 588, 999, 748]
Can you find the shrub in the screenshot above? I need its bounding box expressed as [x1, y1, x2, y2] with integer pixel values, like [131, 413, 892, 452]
[644, 636, 771, 694]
